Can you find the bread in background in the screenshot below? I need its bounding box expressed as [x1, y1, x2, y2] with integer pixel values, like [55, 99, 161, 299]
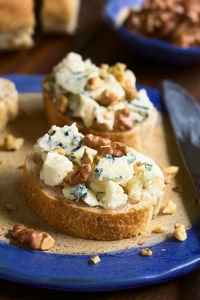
[0, 0, 35, 50]
[40, 0, 81, 35]
[0, 78, 18, 131]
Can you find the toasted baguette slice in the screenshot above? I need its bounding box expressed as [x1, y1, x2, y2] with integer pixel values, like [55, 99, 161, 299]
[0, 0, 35, 50]
[43, 81, 158, 151]
[22, 153, 164, 240]
[0, 78, 18, 131]
[41, 0, 81, 35]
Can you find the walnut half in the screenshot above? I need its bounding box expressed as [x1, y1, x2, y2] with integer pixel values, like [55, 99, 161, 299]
[10, 224, 55, 251]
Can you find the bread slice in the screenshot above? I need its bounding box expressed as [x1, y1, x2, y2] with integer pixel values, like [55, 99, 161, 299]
[0, 0, 35, 50]
[0, 78, 18, 131]
[43, 78, 158, 151]
[40, 0, 81, 35]
[22, 153, 164, 240]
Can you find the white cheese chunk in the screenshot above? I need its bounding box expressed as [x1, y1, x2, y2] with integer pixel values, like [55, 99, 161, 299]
[94, 106, 114, 130]
[53, 52, 99, 95]
[34, 123, 83, 155]
[74, 95, 99, 128]
[62, 185, 99, 207]
[126, 89, 153, 121]
[99, 181, 128, 209]
[40, 152, 73, 186]
[83, 189, 99, 206]
[62, 185, 74, 200]
[95, 155, 133, 182]
[126, 176, 143, 203]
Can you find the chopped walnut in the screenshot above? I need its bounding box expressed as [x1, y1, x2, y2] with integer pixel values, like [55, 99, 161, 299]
[138, 241, 144, 246]
[50, 147, 67, 156]
[162, 165, 179, 184]
[83, 134, 111, 149]
[89, 255, 101, 264]
[112, 148, 124, 157]
[97, 145, 112, 157]
[115, 108, 133, 131]
[85, 77, 103, 91]
[140, 248, 152, 256]
[109, 63, 127, 82]
[172, 185, 183, 193]
[162, 200, 177, 214]
[152, 226, 168, 233]
[10, 224, 55, 250]
[174, 224, 187, 241]
[64, 164, 91, 186]
[99, 89, 119, 107]
[53, 95, 68, 114]
[112, 141, 129, 155]
[4, 203, 17, 212]
[99, 64, 109, 79]
[0, 226, 4, 233]
[122, 80, 138, 100]
[4, 135, 24, 151]
[81, 148, 93, 165]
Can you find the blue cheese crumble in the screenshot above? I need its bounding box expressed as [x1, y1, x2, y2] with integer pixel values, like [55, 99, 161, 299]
[35, 123, 165, 210]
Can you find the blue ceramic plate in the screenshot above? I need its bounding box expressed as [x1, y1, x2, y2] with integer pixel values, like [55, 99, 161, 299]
[104, 0, 200, 64]
[0, 75, 199, 292]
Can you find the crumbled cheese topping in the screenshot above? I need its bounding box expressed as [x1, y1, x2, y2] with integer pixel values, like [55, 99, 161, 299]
[48, 52, 154, 131]
[35, 124, 165, 210]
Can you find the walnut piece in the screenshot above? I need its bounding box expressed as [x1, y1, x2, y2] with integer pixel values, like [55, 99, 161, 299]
[172, 185, 183, 193]
[109, 63, 126, 82]
[115, 108, 133, 131]
[85, 77, 103, 91]
[10, 224, 55, 250]
[81, 148, 93, 165]
[162, 200, 177, 214]
[53, 95, 68, 114]
[64, 164, 91, 186]
[4, 135, 24, 151]
[99, 64, 109, 79]
[50, 147, 67, 156]
[140, 248, 152, 256]
[112, 141, 129, 154]
[0, 226, 4, 233]
[174, 224, 187, 241]
[99, 89, 119, 107]
[89, 255, 101, 264]
[83, 134, 111, 149]
[97, 145, 112, 157]
[122, 80, 138, 100]
[162, 165, 179, 184]
[152, 226, 168, 233]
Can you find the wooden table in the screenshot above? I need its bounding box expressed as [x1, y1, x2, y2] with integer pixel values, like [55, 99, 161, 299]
[0, 0, 199, 298]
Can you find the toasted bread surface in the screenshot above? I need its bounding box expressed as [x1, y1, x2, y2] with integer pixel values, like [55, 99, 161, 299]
[43, 79, 158, 151]
[22, 153, 157, 240]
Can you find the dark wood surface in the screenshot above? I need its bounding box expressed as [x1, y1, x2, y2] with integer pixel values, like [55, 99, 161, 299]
[0, 0, 199, 298]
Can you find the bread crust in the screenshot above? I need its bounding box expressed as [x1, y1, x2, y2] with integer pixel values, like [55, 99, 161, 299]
[22, 154, 158, 240]
[43, 78, 158, 151]
[0, 0, 35, 33]
[41, 0, 81, 34]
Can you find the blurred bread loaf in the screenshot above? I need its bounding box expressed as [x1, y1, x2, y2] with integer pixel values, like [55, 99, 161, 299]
[41, 0, 81, 34]
[0, 0, 35, 50]
[0, 78, 18, 131]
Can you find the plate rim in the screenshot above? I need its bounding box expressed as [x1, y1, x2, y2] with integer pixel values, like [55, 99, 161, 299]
[0, 74, 199, 292]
